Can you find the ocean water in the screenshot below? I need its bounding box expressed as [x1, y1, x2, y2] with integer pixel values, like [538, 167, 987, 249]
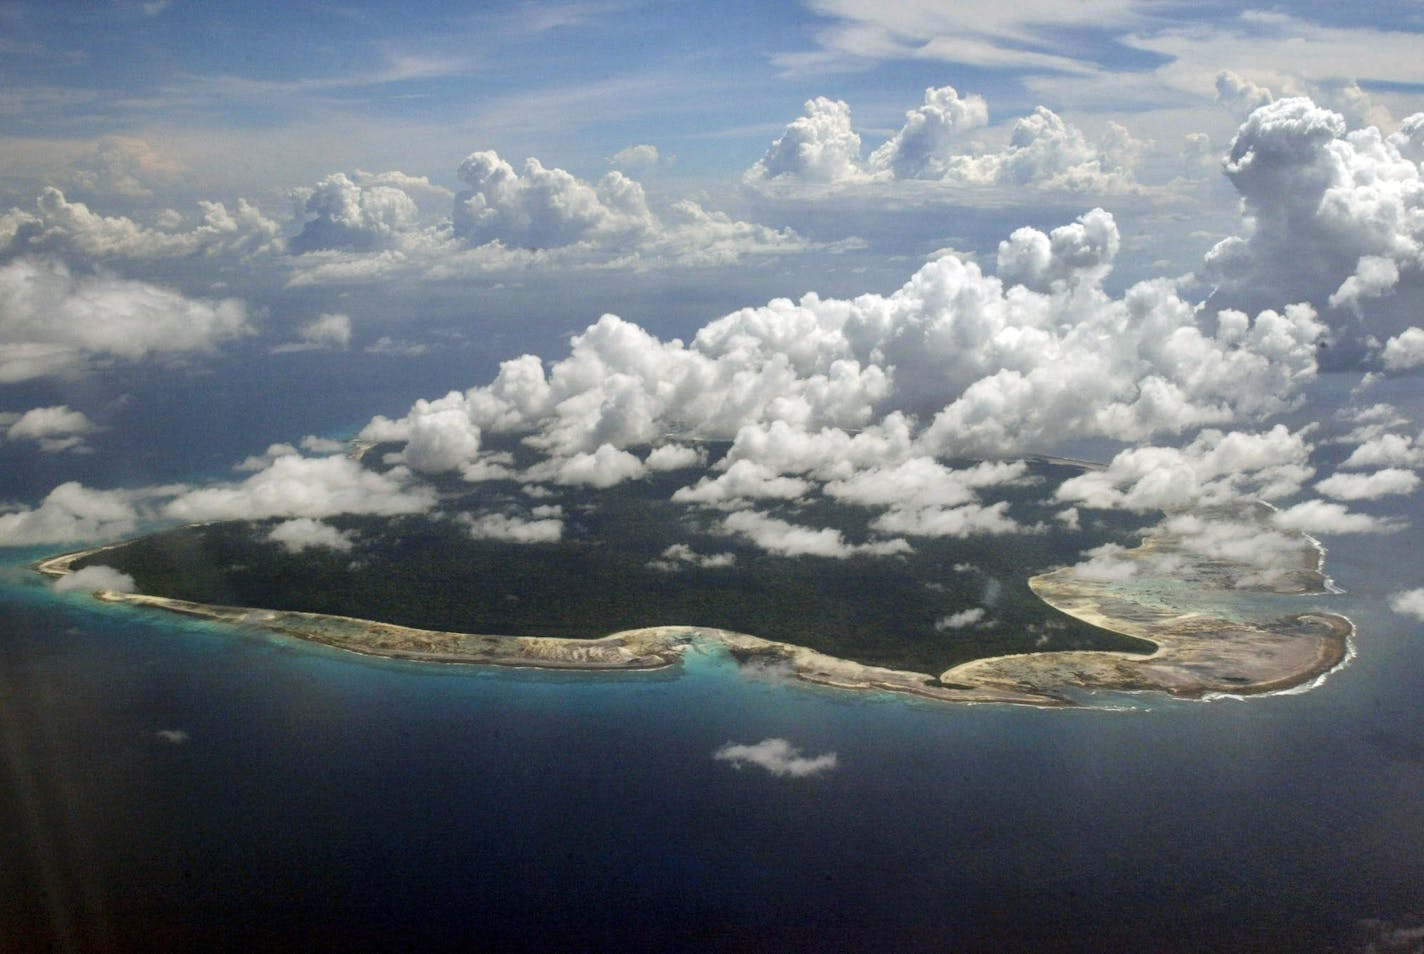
[3, 521, 1424, 953]
[4, 368, 1424, 952]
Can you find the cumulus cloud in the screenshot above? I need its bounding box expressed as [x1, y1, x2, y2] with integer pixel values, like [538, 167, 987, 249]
[3, 404, 97, 452]
[713, 738, 838, 778]
[1342, 432, 1424, 469]
[721, 510, 909, 559]
[646, 543, 736, 572]
[453, 150, 655, 249]
[1314, 468, 1419, 501]
[1270, 500, 1399, 535]
[163, 454, 435, 522]
[0, 187, 281, 262]
[747, 90, 1144, 192]
[0, 256, 250, 382]
[289, 172, 424, 254]
[935, 607, 986, 631]
[1388, 588, 1424, 622]
[460, 509, 563, 543]
[746, 97, 866, 185]
[52, 564, 137, 594]
[526, 443, 647, 489]
[288, 153, 819, 282]
[609, 144, 660, 168]
[271, 313, 352, 353]
[0, 482, 148, 546]
[1382, 328, 1424, 372]
[265, 518, 355, 553]
[868, 85, 988, 180]
[1056, 427, 1315, 513]
[65, 136, 185, 198]
[362, 207, 1325, 498]
[1204, 97, 1424, 363]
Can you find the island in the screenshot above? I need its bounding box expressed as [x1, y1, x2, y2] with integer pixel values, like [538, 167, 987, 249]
[33, 460, 1353, 707]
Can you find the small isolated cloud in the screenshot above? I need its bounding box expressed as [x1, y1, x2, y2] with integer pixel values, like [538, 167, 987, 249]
[609, 144, 660, 168]
[713, 738, 838, 778]
[364, 336, 429, 357]
[646, 543, 736, 572]
[154, 729, 188, 744]
[52, 564, 136, 594]
[460, 509, 563, 543]
[935, 607, 986, 631]
[271, 313, 352, 353]
[3, 404, 98, 453]
[265, 517, 354, 553]
[1388, 588, 1424, 622]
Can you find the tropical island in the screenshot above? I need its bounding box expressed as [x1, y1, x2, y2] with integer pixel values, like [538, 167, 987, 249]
[33, 454, 1352, 707]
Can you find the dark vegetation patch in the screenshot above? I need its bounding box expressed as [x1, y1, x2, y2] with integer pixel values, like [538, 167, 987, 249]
[79, 455, 1157, 673]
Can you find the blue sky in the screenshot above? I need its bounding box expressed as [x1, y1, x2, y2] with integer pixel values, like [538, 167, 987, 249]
[6, 0, 1424, 196]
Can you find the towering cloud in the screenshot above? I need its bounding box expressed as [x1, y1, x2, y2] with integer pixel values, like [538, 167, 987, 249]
[746, 89, 1143, 192]
[1204, 97, 1424, 363]
[746, 97, 866, 184]
[868, 85, 989, 180]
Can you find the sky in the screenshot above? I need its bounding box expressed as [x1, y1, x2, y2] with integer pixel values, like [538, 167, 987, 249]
[3, 0, 1424, 617]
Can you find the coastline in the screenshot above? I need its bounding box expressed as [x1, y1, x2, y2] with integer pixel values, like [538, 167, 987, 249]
[32, 516, 1354, 707]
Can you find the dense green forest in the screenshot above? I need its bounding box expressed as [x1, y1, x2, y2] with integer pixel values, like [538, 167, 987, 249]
[78, 453, 1156, 674]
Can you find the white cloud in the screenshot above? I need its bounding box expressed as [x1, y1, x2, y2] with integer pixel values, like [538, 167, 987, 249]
[272, 312, 352, 353]
[52, 564, 136, 594]
[1314, 468, 1419, 501]
[0, 482, 146, 546]
[0, 187, 281, 262]
[644, 443, 705, 471]
[745, 97, 867, 185]
[1342, 433, 1424, 470]
[869, 501, 1023, 538]
[747, 91, 1145, 193]
[526, 443, 647, 489]
[289, 172, 424, 253]
[609, 144, 660, 168]
[368, 208, 1324, 475]
[935, 607, 986, 631]
[1271, 500, 1399, 535]
[672, 460, 812, 507]
[460, 509, 563, 544]
[0, 256, 251, 382]
[164, 454, 435, 522]
[1056, 426, 1315, 513]
[868, 85, 988, 179]
[265, 518, 355, 553]
[364, 336, 430, 357]
[4, 404, 97, 452]
[453, 150, 655, 249]
[1204, 98, 1424, 360]
[646, 543, 736, 572]
[721, 509, 909, 559]
[1382, 328, 1424, 372]
[1388, 588, 1424, 622]
[713, 738, 838, 778]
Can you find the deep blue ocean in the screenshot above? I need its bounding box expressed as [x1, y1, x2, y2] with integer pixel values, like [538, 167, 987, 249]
[3, 368, 1424, 952]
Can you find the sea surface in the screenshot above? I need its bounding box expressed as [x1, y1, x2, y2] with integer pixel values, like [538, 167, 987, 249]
[3, 372, 1424, 952]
